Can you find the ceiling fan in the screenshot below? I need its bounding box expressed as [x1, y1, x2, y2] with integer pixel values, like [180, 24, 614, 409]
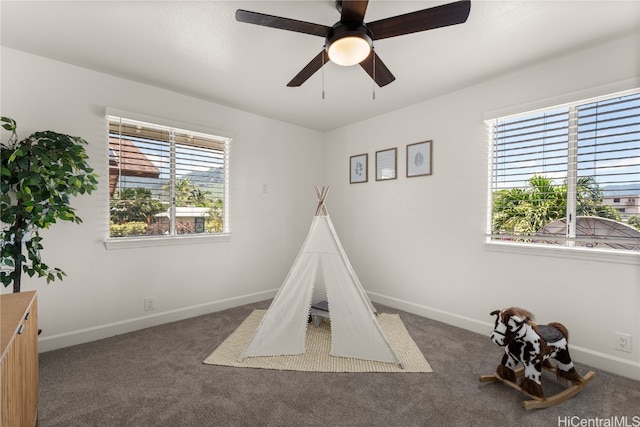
[236, 0, 471, 88]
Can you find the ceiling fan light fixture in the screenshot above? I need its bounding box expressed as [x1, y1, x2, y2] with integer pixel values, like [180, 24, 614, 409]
[328, 36, 371, 66]
[326, 25, 373, 67]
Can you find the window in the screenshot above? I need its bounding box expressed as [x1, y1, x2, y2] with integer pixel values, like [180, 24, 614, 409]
[487, 90, 640, 251]
[107, 115, 230, 239]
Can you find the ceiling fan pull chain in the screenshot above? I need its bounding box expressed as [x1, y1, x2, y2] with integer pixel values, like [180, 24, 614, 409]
[372, 46, 376, 100]
[322, 47, 326, 100]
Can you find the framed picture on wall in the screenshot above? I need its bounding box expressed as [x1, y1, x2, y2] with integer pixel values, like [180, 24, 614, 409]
[375, 148, 397, 181]
[406, 140, 432, 177]
[350, 153, 368, 184]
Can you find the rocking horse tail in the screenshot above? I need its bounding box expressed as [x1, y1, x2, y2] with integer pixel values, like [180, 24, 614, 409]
[548, 322, 584, 385]
[548, 322, 569, 341]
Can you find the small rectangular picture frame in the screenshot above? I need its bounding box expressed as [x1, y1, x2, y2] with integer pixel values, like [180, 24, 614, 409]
[375, 147, 397, 181]
[406, 140, 432, 177]
[349, 153, 368, 184]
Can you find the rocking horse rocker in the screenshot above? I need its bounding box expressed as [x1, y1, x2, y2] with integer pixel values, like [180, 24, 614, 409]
[479, 307, 595, 410]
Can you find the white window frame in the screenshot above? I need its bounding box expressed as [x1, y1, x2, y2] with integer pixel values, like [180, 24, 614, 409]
[104, 109, 232, 250]
[484, 88, 640, 265]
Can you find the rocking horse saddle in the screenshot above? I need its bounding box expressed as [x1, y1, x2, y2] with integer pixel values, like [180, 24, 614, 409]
[536, 324, 564, 343]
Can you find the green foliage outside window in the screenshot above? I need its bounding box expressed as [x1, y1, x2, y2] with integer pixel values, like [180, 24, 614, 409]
[492, 175, 626, 235]
[110, 188, 167, 224]
[109, 181, 224, 237]
[205, 199, 224, 233]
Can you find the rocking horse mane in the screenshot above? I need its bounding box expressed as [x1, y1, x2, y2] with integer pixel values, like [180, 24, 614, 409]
[503, 307, 535, 322]
[503, 307, 570, 342]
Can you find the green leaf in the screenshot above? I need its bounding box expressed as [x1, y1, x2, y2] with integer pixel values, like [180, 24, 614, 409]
[1, 117, 16, 131]
[7, 148, 22, 163]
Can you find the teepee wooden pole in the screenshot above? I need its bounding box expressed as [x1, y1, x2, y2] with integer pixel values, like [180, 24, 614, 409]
[315, 186, 330, 216]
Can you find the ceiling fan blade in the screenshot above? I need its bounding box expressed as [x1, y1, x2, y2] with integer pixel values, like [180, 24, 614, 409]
[287, 51, 328, 87]
[236, 9, 331, 38]
[359, 51, 395, 87]
[340, 1, 369, 24]
[367, 0, 471, 40]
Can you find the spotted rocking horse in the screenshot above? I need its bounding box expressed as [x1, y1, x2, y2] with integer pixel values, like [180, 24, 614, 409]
[479, 307, 595, 410]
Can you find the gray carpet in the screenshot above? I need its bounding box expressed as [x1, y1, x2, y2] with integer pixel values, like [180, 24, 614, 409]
[38, 300, 639, 426]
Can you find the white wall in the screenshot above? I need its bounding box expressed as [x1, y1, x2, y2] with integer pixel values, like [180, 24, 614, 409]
[1, 47, 324, 350]
[324, 35, 640, 379]
[3, 33, 639, 380]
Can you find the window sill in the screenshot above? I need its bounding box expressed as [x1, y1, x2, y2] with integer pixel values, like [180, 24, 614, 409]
[104, 233, 230, 250]
[485, 240, 640, 265]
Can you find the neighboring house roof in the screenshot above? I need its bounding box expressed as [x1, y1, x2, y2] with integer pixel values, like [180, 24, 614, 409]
[109, 137, 161, 195]
[537, 216, 640, 250]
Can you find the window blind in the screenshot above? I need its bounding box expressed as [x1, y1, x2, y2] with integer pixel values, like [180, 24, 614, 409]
[488, 90, 640, 251]
[108, 116, 229, 238]
[576, 94, 640, 197]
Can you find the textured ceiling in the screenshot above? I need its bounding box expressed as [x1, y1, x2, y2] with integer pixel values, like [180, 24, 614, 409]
[1, 1, 638, 131]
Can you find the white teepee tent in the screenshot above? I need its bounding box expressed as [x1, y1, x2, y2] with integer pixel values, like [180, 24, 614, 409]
[242, 187, 402, 366]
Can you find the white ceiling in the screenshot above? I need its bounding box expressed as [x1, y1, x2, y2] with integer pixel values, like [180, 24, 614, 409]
[1, 1, 638, 131]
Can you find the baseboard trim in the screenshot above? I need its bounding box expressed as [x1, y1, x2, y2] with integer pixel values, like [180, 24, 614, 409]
[369, 291, 640, 381]
[568, 345, 640, 381]
[369, 292, 492, 335]
[38, 289, 278, 353]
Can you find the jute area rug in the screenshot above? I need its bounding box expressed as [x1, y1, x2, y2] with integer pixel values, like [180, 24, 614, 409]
[203, 310, 432, 373]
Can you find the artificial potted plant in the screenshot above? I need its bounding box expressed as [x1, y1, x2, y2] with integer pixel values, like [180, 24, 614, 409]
[1, 117, 98, 293]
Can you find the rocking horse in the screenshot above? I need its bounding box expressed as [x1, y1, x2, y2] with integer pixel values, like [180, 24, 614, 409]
[479, 307, 595, 410]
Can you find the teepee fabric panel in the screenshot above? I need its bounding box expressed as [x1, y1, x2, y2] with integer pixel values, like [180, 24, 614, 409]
[316, 217, 399, 363]
[242, 253, 318, 357]
[322, 253, 399, 362]
[323, 214, 377, 315]
[242, 216, 324, 358]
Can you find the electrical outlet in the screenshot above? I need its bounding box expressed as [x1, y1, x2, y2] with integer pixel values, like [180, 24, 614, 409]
[144, 297, 155, 312]
[615, 332, 631, 353]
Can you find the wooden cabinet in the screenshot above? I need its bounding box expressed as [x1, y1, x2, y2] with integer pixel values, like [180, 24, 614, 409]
[1, 291, 38, 427]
